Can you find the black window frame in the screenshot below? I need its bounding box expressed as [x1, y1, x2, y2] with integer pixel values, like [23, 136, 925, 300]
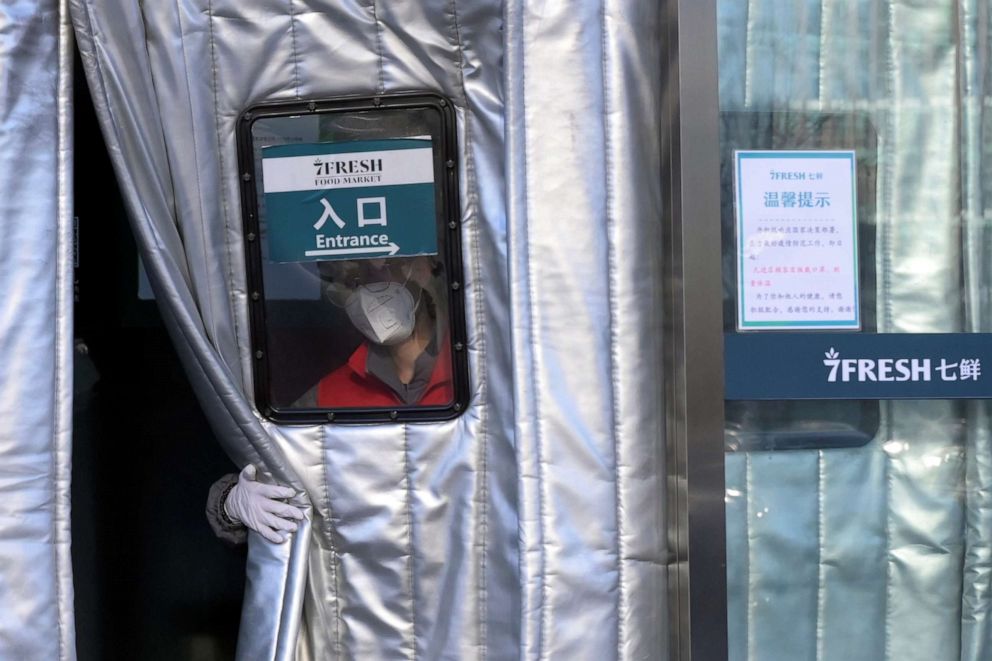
[235, 92, 469, 424]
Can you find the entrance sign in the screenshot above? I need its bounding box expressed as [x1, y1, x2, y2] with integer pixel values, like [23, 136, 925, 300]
[237, 94, 469, 423]
[734, 150, 859, 330]
[261, 138, 438, 263]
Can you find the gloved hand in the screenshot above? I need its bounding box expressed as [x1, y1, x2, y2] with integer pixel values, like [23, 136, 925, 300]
[223, 465, 304, 544]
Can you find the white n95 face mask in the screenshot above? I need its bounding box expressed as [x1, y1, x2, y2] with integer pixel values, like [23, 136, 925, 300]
[345, 282, 417, 346]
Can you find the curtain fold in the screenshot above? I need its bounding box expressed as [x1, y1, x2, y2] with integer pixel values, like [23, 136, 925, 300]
[71, 0, 669, 657]
[70, 1, 515, 658]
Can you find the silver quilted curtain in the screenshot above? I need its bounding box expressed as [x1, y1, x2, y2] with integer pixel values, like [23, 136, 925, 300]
[506, 1, 667, 659]
[719, 2, 992, 660]
[69, 0, 667, 659]
[0, 1, 76, 659]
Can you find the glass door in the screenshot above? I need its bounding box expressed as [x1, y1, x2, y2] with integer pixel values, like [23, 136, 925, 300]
[714, 3, 992, 661]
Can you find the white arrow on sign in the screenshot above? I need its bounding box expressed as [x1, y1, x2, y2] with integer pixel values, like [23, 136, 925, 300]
[304, 242, 401, 258]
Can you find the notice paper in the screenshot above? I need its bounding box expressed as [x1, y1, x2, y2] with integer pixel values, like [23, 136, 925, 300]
[734, 150, 860, 330]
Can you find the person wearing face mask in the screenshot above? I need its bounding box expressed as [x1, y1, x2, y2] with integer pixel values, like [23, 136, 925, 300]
[205, 256, 452, 544]
[287, 255, 454, 408]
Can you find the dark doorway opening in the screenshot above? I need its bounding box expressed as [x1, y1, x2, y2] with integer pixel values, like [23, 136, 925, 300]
[71, 51, 244, 661]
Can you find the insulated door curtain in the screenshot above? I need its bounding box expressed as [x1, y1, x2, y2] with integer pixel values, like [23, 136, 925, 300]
[70, 1, 667, 659]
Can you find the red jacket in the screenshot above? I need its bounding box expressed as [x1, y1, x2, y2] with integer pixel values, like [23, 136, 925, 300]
[316, 341, 453, 407]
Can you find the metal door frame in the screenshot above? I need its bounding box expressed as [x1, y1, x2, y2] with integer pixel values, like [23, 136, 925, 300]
[661, 1, 728, 659]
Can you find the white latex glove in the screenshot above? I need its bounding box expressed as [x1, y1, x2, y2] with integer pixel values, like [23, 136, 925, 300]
[224, 465, 304, 544]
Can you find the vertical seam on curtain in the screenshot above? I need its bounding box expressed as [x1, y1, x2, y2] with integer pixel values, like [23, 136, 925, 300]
[319, 424, 343, 655]
[447, 1, 491, 657]
[173, 1, 221, 344]
[954, 0, 966, 334]
[54, 3, 72, 657]
[815, 451, 825, 661]
[963, 3, 992, 656]
[954, 5, 968, 654]
[204, 0, 225, 327]
[745, 453, 754, 661]
[516, 18, 551, 659]
[814, 9, 828, 658]
[370, 0, 385, 95]
[599, 1, 626, 658]
[880, 3, 894, 331]
[954, 7, 980, 658]
[981, 6, 992, 647]
[504, 4, 535, 656]
[958, 0, 973, 321]
[402, 424, 418, 661]
[881, 6, 896, 656]
[817, 0, 828, 106]
[744, 0, 756, 107]
[51, 215, 69, 660]
[883, 435, 893, 661]
[288, 0, 301, 99]
[205, 0, 244, 386]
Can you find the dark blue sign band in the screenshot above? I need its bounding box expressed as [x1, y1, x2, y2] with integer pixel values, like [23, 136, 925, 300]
[725, 332, 992, 400]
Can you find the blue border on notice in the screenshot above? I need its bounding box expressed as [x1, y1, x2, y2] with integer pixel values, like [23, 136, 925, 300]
[735, 150, 860, 331]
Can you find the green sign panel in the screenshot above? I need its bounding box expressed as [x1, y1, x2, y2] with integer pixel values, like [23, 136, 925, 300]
[261, 139, 438, 263]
